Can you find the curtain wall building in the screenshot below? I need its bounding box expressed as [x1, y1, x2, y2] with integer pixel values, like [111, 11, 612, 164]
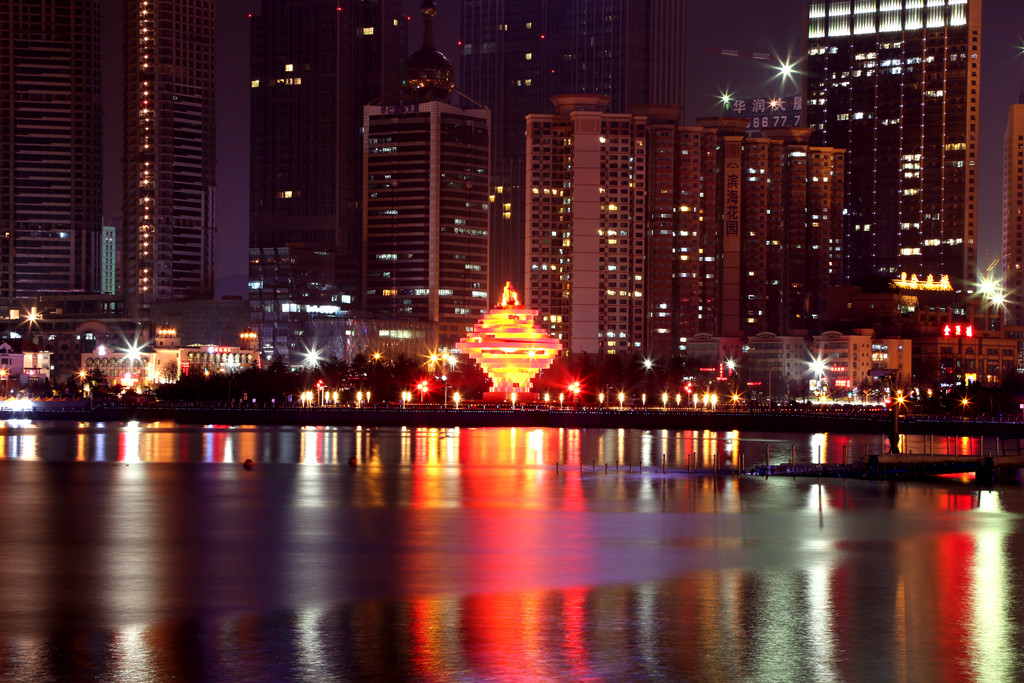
[248, 0, 405, 362]
[806, 0, 981, 289]
[0, 0, 102, 302]
[122, 0, 217, 320]
[460, 0, 686, 300]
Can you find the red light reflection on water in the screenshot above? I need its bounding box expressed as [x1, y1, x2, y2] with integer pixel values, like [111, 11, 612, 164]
[937, 532, 975, 682]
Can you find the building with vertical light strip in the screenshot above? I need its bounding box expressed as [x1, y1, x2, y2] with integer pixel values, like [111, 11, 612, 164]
[460, 0, 686, 301]
[0, 0, 102, 301]
[1004, 104, 1024, 325]
[362, 1, 490, 351]
[248, 0, 404, 362]
[807, 0, 980, 289]
[123, 0, 216, 320]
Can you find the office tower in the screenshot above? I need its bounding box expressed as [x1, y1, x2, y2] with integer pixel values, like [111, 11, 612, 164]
[460, 0, 686, 299]
[0, 0, 102, 301]
[525, 95, 647, 355]
[1004, 104, 1024, 325]
[249, 0, 404, 361]
[363, 1, 490, 350]
[122, 0, 216, 320]
[807, 0, 981, 288]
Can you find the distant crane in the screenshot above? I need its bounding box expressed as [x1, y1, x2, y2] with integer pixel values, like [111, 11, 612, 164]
[704, 48, 773, 63]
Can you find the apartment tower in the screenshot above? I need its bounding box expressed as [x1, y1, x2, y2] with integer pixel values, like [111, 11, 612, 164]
[460, 0, 686, 300]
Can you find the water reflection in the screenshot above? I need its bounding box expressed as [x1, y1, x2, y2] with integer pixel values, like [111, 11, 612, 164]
[0, 424, 1021, 681]
[0, 421, 1013, 468]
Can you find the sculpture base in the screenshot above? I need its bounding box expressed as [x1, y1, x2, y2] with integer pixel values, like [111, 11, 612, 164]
[484, 391, 540, 403]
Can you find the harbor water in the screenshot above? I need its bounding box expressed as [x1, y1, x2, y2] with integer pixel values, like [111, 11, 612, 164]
[0, 421, 1021, 681]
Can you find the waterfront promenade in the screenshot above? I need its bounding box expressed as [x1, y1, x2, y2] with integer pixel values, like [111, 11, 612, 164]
[10, 400, 1024, 439]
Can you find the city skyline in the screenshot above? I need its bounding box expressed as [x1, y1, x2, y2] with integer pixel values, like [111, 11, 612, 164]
[93, 0, 1023, 299]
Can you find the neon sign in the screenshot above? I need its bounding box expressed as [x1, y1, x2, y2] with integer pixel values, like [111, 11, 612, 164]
[942, 324, 973, 338]
[893, 272, 952, 292]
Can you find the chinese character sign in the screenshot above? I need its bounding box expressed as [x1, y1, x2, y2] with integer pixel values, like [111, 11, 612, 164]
[737, 96, 803, 131]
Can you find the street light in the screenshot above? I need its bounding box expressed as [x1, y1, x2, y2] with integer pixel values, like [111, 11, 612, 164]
[810, 356, 827, 400]
[417, 380, 429, 403]
[618, 391, 625, 409]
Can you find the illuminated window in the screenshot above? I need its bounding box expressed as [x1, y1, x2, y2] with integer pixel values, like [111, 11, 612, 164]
[362, 27, 375, 35]
[285, 63, 294, 72]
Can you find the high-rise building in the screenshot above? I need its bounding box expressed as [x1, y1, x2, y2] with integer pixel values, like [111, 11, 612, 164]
[653, 119, 844, 355]
[0, 0, 102, 301]
[362, 1, 490, 351]
[1003, 104, 1024, 325]
[101, 222, 118, 296]
[525, 95, 647, 356]
[123, 0, 216, 320]
[460, 0, 686, 299]
[526, 100, 844, 358]
[248, 0, 405, 361]
[807, 0, 981, 288]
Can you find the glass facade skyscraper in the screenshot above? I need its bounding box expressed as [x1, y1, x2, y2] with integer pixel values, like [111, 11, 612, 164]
[1, 0, 102, 301]
[248, 0, 405, 361]
[807, 0, 981, 289]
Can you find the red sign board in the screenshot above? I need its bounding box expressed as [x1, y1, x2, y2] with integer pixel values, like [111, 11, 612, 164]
[942, 324, 973, 338]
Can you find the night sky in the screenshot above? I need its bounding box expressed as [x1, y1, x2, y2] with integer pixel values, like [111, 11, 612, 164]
[101, 1, 1023, 298]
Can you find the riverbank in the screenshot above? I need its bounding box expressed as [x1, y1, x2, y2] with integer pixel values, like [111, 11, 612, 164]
[8, 402, 1024, 438]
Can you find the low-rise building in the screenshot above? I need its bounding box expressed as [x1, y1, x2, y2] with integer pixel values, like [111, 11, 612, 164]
[81, 328, 261, 391]
[0, 339, 52, 394]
